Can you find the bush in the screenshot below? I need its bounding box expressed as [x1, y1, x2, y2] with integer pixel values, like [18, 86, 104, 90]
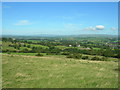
[67, 55, 73, 58]
[101, 57, 108, 61]
[35, 53, 43, 56]
[61, 52, 70, 55]
[82, 56, 89, 60]
[66, 54, 82, 59]
[74, 54, 82, 59]
[22, 48, 29, 53]
[55, 53, 60, 55]
[46, 53, 56, 55]
[91, 56, 101, 61]
[7, 52, 11, 54]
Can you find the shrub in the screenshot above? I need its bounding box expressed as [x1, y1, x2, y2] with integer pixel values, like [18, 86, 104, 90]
[101, 57, 108, 61]
[61, 52, 70, 55]
[55, 52, 60, 55]
[66, 55, 73, 58]
[74, 54, 82, 59]
[7, 52, 11, 54]
[46, 53, 56, 55]
[66, 54, 82, 59]
[82, 56, 89, 60]
[35, 53, 43, 56]
[91, 56, 101, 60]
[22, 48, 29, 53]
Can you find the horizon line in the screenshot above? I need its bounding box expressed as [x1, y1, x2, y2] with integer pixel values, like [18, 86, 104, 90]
[2, 34, 118, 36]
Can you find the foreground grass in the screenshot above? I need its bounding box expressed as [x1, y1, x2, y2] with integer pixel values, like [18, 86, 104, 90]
[2, 54, 118, 88]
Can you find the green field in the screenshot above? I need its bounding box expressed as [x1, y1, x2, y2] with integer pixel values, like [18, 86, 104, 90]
[2, 54, 118, 88]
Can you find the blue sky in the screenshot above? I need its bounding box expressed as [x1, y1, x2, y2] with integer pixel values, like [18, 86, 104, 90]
[2, 2, 118, 35]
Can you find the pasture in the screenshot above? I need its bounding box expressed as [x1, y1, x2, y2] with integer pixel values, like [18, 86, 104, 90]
[2, 54, 118, 88]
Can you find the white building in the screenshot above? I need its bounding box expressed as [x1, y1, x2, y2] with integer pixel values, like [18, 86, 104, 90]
[77, 45, 80, 47]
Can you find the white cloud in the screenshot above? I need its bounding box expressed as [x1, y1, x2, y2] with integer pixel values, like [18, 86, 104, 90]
[83, 25, 105, 31]
[95, 25, 105, 30]
[110, 27, 117, 30]
[84, 26, 96, 31]
[14, 20, 31, 25]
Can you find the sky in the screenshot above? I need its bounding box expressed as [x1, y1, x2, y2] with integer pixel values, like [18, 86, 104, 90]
[2, 2, 118, 35]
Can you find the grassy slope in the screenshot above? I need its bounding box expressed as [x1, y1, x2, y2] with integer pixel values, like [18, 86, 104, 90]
[2, 54, 118, 88]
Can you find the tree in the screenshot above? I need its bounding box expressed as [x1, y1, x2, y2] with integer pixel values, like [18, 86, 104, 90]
[22, 48, 29, 53]
[35, 53, 43, 56]
[91, 56, 101, 61]
[82, 56, 89, 60]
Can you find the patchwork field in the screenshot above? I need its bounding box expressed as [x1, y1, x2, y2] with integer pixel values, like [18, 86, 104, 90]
[2, 54, 118, 88]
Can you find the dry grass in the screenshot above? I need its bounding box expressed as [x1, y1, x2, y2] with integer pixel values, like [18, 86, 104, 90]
[2, 54, 118, 88]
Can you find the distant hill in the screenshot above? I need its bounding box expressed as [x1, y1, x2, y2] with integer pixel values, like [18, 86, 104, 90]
[2, 34, 118, 38]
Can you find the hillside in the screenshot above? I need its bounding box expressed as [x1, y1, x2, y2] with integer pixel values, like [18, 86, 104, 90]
[2, 54, 118, 88]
